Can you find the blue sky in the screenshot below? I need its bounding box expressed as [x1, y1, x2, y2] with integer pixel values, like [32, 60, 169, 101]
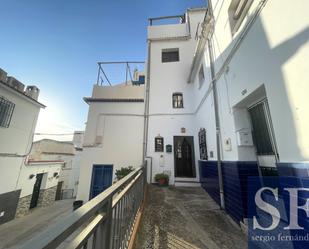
[0, 0, 205, 140]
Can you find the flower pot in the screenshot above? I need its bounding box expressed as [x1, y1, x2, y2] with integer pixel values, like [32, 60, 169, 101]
[158, 178, 168, 186]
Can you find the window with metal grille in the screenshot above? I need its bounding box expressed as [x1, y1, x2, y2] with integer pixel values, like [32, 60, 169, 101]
[248, 102, 274, 155]
[198, 65, 205, 88]
[155, 136, 164, 152]
[0, 96, 15, 128]
[228, 0, 253, 35]
[198, 128, 208, 160]
[162, 48, 179, 63]
[172, 93, 183, 108]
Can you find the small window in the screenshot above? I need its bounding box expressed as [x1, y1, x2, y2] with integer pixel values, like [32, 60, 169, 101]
[228, 0, 253, 35]
[172, 93, 183, 108]
[198, 128, 208, 160]
[155, 136, 164, 152]
[162, 48, 179, 63]
[0, 96, 15, 128]
[198, 65, 205, 88]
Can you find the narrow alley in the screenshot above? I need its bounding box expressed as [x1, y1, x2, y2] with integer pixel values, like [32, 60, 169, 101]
[134, 186, 246, 249]
[0, 199, 74, 249]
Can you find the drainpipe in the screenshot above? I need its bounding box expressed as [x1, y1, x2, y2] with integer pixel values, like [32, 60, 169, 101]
[143, 40, 151, 163]
[207, 0, 225, 210]
[145, 156, 153, 183]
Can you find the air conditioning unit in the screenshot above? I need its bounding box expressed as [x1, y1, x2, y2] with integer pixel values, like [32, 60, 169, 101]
[0, 68, 7, 83]
[25, 85, 40, 100]
[7, 76, 25, 92]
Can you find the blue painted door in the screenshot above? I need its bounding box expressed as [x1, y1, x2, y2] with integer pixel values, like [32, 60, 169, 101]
[89, 165, 113, 200]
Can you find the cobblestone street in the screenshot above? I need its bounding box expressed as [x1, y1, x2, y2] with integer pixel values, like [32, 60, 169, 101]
[134, 186, 247, 249]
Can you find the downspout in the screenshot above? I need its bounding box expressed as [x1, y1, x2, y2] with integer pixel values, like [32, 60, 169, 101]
[207, 0, 225, 210]
[208, 39, 225, 210]
[143, 40, 151, 165]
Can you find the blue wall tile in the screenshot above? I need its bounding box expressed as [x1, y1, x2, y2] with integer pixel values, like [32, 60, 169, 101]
[277, 162, 309, 177]
[199, 160, 259, 223]
[199, 160, 220, 206]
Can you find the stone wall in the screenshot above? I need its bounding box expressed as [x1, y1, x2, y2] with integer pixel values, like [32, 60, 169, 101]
[37, 186, 57, 207]
[15, 194, 32, 218]
[15, 186, 57, 218]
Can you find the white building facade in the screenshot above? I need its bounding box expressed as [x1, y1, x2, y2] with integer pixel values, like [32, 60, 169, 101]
[146, 8, 207, 186]
[191, 0, 309, 224]
[77, 1, 309, 228]
[0, 69, 61, 224]
[77, 78, 145, 202]
[29, 136, 83, 199]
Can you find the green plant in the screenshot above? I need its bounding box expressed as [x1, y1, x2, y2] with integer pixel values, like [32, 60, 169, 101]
[115, 166, 134, 180]
[154, 173, 169, 183]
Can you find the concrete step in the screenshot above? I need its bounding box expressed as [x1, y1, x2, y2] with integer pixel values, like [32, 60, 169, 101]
[174, 181, 201, 187]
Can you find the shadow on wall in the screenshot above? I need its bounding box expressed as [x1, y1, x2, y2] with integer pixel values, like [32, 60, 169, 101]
[216, 15, 309, 162]
[200, 12, 309, 224]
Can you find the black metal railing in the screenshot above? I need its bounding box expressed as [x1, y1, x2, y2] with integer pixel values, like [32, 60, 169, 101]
[96, 61, 145, 86]
[148, 14, 186, 26]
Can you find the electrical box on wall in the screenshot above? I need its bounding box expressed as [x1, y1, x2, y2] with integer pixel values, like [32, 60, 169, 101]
[236, 129, 253, 146]
[224, 138, 232, 151]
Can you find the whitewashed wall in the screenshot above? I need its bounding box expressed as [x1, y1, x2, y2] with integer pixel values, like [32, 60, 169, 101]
[146, 9, 206, 184]
[77, 88, 144, 202]
[192, 0, 309, 163]
[0, 84, 41, 195]
[17, 162, 62, 198]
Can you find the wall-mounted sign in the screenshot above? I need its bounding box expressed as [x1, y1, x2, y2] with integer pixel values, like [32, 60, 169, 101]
[181, 127, 186, 133]
[166, 144, 172, 153]
[155, 136, 164, 152]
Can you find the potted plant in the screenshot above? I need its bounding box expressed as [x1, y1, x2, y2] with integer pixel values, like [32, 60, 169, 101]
[154, 173, 169, 186]
[115, 166, 134, 181]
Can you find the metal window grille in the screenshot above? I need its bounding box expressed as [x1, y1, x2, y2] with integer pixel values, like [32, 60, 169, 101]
[155, 136, 164, 152]
[162, 48, 179, 63]
[172, 93, 183, 108]
[198, 128, 208, 160]
[248, 102, 274, 155]
[0, 96, 15, 128]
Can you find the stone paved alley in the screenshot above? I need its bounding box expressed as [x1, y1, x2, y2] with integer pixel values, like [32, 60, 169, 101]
[0, 199, 74, 249]
[134, 186, 247, 249]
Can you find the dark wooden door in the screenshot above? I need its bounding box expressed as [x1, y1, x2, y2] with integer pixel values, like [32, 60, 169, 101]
[89, 165, 113, 200]
[174, 136, 196, 178]
[55, 181, 63, 201]
[30, 173, 43, 209]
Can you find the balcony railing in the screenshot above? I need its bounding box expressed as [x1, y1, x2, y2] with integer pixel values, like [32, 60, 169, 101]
[20, 165, 147, 249]
[148, 14, 186, 26]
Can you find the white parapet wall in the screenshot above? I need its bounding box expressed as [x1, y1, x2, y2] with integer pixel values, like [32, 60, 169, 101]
[77, 82, 145, 203]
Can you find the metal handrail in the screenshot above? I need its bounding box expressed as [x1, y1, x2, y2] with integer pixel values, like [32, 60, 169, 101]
[148, 14, 186, 26]
[20, 165, 147, 249]
[96, 61, 145, 86]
